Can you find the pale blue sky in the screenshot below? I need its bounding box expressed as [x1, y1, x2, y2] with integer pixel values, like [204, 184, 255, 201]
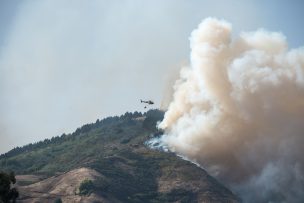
[0, 0, 303, 153]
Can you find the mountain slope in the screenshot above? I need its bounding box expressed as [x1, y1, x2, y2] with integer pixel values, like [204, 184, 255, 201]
[0, 110, 240, 202]
[17, 168, 110, 203]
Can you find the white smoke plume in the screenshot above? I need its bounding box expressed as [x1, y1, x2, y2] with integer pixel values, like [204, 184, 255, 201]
[159, 18, 304, 202]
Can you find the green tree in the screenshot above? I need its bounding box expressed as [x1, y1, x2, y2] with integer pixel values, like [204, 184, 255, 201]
[78, 179, 94, 196]
[54, 198, 62, 203]
[0, 171, 19, 203]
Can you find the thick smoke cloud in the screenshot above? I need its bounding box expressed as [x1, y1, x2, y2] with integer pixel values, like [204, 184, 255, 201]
[159, 18, 304, 202]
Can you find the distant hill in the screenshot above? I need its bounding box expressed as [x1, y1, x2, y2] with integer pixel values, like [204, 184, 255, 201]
[0, 109, 240, 202]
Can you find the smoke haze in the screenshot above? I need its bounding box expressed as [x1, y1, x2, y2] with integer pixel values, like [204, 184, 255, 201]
[1, 0, 303, 154]
[0, 0, 192, 153]
[159, 18, 304, 202]
[0, 0, 271, 154]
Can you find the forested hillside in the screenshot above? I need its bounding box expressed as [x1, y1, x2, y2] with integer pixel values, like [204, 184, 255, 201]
[0, 110, 240, 202]
[0, 110, 162, 175]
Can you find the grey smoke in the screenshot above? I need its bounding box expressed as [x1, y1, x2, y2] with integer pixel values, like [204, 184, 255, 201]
[159, 18, 304, 202]
[1, 0, 303, 154]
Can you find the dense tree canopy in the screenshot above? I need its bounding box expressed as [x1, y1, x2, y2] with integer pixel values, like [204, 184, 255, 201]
[0, 171, 18, 203]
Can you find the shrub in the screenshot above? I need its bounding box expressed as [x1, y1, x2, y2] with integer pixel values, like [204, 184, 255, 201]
[54, 198, 62, 203]
[78, 179, 94, 196]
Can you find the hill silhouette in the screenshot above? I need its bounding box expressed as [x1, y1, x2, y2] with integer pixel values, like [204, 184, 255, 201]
[0, 109, 240, 202]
